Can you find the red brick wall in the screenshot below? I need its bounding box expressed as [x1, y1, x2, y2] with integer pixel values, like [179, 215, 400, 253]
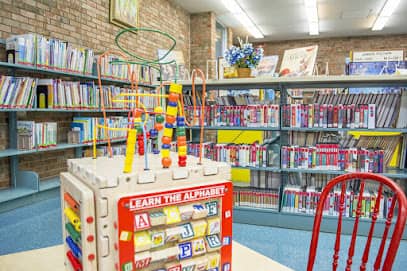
[190, 12, 216, 78]
[0, 0, 190, 188]
[256, 35, 407, 75]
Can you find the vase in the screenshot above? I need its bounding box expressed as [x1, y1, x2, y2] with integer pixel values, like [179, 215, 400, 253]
[236, 67, 252, 78]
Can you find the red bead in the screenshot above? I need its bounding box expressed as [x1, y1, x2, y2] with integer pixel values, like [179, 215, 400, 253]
[162, 157, 172, 168]
[179, 155, 187, 161]
[86, 217, 94, 224]
[87, 235, 94, 242]
[154, 123, 163, 131]
[88, 254, 95, 261]
[162, 136, 171, 145]
[168, 93, 179, 102]
[178, 160, 187, 167]
[166, 115, 176, 124]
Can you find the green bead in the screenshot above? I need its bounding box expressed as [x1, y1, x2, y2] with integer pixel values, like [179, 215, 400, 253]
[176, 129, 186, 136]
[137, 126, 143, 134]
[155, 115, 164, 123]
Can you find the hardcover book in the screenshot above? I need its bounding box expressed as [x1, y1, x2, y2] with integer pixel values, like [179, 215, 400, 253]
[279, 45, 318, 77]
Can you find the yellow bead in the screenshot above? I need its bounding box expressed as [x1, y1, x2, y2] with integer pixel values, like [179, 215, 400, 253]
[161, 149, 170, 158]
[163, 128, 173, 138]
[169, 83, 182, 94]
[154, 106, 163, 114]
[166, 106, 177, 116]
[134, 117, 142, 123]
[178, 150, 187, 156]
[178, 145, 187, 153]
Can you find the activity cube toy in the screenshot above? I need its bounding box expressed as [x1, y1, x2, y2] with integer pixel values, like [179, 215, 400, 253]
[60, 153, 233, 271]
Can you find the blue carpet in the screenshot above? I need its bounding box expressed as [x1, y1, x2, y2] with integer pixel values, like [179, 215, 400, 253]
[1, 194, 406, 271]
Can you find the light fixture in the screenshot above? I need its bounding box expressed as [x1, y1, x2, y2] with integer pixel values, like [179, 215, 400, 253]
[304, 0, 319, 35]
[221, 0, 264, 39]
[372, 0, 401, 31]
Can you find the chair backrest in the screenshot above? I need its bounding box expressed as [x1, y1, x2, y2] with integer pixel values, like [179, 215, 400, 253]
[307, 173, 407, 271]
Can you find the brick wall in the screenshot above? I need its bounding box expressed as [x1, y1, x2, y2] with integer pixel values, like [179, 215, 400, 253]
[0, 0, 190, 188]
[0, 0, 190, 66]
[256, 35, 407, 75]
[190, 12, 216, 78]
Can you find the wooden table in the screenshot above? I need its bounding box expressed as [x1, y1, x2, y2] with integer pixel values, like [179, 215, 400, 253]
[0, 241, 293, 271]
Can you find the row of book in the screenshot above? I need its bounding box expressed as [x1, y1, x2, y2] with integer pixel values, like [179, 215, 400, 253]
[0, 76, 156, 109]
[71, 117, 127, 143]
[281, 104, 376, 129]
[184, 105, 280, 127]
[5, 34, 154, 83]
[17, 121, 57, 150]
[0, 76, 37, 108]
[82, 144, 127, 157]
[182, 92, 262, 107]
[281, 145, 385, 173]
[6, 34, 93, 74]
[233, 189, 279, 209]
[98, 54, 154, 83]
[187, 143, 277, 168]
[312, 93, 403, 128]
[281, 186, 392, 219]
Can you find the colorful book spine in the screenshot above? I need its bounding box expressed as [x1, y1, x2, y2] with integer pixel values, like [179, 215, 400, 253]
[282, 145, 384, 173]
[233, 188, 279, 209]
[282, 103, 376, 129]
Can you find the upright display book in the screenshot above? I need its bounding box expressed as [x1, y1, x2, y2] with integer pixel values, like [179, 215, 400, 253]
[279, 45, 318, 77]
[253, 55, 279, 77]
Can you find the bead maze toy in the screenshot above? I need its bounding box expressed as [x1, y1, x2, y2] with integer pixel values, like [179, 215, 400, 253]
[60, 28, 233, 271]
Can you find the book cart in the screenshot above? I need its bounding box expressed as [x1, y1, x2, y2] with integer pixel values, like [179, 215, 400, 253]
[180, 75, 407, 239]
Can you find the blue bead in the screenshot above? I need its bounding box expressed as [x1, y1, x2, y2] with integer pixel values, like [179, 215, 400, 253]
[153, 149, 160, 154]
[177, 120, 185, 126]
[162, 144, 171, 149]
[149, 129, 158, 137]
[168, 101, 177, 107]
[165, 123, 174, 129]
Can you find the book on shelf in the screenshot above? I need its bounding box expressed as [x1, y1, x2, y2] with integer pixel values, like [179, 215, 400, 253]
[184, 105, 279, 128]
[0, 76, 37, 108]
[187, 142, 279, 168]
[6, 34, 36, 65]
[71, 117, 127, 143]
[82, 144, 127, 157]
[233, 188, 279, 209]
[17, 121, 57, 150]
[281, 144, 385, 173]
[281, 185, 392, 219]
[282, 103, 376, 129]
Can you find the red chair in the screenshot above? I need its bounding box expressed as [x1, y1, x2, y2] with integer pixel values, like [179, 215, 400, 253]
[307, 173, 407, 271]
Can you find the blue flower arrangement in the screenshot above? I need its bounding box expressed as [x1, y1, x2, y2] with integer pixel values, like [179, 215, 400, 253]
[224, 37, 264, 68]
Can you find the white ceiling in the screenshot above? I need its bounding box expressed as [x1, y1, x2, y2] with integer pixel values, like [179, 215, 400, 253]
[174, 0, 407, 41]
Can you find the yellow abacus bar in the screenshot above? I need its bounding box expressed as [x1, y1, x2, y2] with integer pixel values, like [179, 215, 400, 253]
[161, 148, 170, 158]
[64, 207, 81, 228]
[163, 127, 173, 138]
[116, 93, 169, 98]
[169, 83, 182, 94]
[124, 129, 137, 173]
[166, 106, 177, 117]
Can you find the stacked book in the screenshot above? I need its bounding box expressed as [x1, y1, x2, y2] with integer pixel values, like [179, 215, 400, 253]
[281, 144, 385, 173]
[17, 121, 57, 150]
[71, 117, 127, 143]
[98, 54, 137, 81]
[0, 76, 38, 108]
[185, 105, 279, 128]
[281, 185, 392, 219]
[233, 188, 279, 209]
[187, 143, 276, 168]
[282, 103, 376, 129]
[6, 34, 94, 74]
[35, 79, 155, 110]
[82, 144, 127, 157]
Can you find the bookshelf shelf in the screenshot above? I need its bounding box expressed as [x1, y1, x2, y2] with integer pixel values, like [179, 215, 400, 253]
[281, 127, 407, 133]
[182, 75, 407, 236]
[0, 61, 155, 88]
[188, 126, 280, 131]
[280, 168, 407, 178]
[0, 138, 127, 158]
[232, 166, 281, 172]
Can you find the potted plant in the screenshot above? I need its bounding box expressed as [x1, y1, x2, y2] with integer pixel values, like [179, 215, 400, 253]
[224, 37, 264, 78]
